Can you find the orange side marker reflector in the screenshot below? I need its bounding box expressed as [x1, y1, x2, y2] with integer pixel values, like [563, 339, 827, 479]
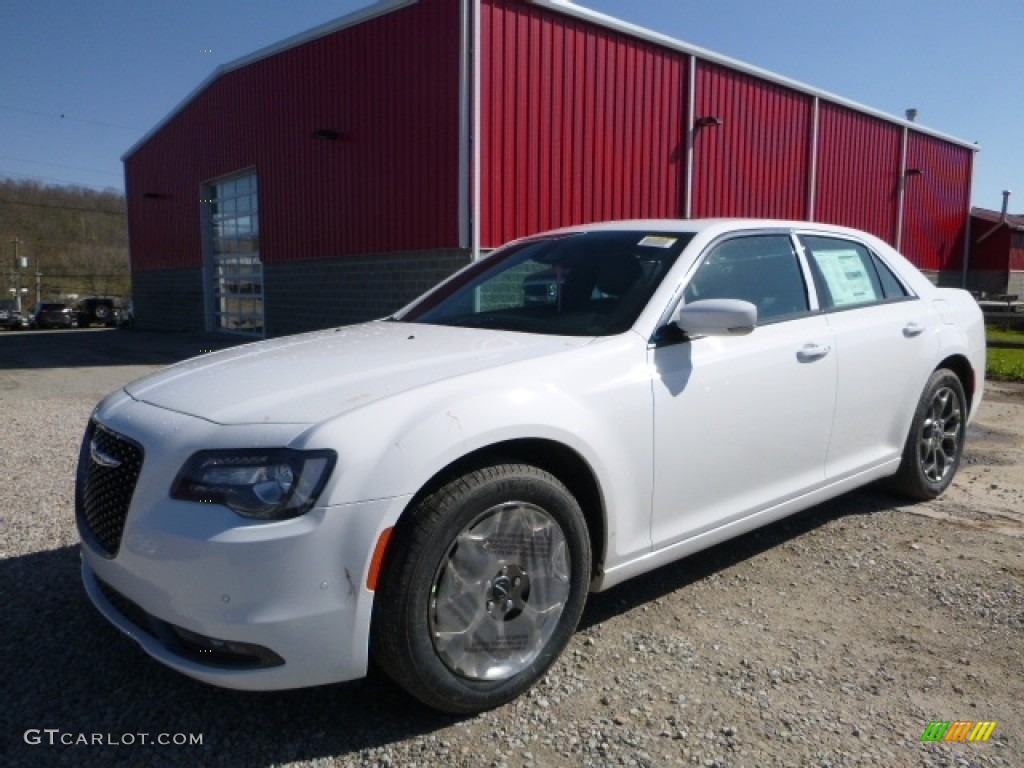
[366, 527, 394, 591]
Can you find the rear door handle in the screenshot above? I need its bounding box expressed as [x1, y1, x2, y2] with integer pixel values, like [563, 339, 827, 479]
[903, 322, 925, 338]
[797, 343, 831, 362]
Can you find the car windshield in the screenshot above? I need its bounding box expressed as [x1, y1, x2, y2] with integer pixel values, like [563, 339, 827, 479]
[399, 230, 694, 336]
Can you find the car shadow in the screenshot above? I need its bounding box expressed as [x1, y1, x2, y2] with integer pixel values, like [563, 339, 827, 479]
[2, 486, 898, 767]
[580, 484, 897, 630]
[1, 544, 459, 767]
[0, 328, 249, 370]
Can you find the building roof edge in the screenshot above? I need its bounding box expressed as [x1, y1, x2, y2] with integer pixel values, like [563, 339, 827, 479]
[529, 0, 978, 152]
[123, 0, 979, 165]
[121, 0, 418, 162]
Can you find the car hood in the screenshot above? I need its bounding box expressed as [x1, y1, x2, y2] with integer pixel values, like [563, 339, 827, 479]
[123, 322, 591, 425]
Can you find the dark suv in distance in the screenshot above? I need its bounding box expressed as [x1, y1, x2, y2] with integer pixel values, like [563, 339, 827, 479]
[30, 302, 73, 330]
[0, 303, 29, 331]
[74, 297, 121, 328]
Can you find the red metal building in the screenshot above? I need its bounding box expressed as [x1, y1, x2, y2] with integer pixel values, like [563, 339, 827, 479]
[969, 207, 1024, 296]
[123, 0, 976, 337]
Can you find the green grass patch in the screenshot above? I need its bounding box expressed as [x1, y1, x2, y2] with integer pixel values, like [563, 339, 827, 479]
[984, 322, 1024, 380]
[987, 346, 1024, 381]
[986, 324, 1024, 342]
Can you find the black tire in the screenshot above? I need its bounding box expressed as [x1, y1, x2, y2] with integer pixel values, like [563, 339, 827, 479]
[372, 463, 591, 714]
[887, 368, 967, 500]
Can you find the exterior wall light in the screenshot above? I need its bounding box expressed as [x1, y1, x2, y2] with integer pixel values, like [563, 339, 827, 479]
[905, 168, 924, 177]
[695, 116, 722, 128]
[312, 129, 342, 140]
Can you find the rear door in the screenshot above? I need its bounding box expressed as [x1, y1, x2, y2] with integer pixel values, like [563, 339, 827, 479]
[797, 234, 933, 479]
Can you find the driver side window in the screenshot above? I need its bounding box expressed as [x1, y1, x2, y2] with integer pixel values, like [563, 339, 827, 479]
[683, 234, 809, 323]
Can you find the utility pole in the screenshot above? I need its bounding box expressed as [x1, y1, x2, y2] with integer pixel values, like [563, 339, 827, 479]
[10, 238, 27, 312]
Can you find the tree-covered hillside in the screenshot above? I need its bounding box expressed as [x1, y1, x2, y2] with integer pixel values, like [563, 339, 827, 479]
[0, 177, 129, 305]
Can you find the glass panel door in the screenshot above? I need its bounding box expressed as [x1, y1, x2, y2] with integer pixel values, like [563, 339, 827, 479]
[206, 172, 263, 335]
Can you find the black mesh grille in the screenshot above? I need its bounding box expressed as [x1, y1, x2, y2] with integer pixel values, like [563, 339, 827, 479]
[76, 421, 144, 558]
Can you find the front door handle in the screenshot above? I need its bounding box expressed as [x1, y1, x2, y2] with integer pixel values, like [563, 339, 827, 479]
[797, 343, 831, 362]
[903, 322, 925, 338]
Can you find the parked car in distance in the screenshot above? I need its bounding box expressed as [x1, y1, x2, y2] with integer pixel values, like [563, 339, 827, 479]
[76, 219, 986, 714]
[74, 297, 122, 328]
[0, 304, 29, 331]
[30, 302, 73, 329]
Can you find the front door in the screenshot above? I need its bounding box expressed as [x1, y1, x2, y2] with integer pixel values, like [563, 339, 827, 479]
[650, 232, 836, 548]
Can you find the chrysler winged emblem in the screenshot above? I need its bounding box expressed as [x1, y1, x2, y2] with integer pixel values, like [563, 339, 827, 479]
[90, 438, 122, 469]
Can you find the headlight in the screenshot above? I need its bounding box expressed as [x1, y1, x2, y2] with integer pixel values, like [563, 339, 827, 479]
[171, 449, 336, 520]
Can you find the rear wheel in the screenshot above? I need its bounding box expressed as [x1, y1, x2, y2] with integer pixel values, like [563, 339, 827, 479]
[372, 463, 590, 714]
[887, 369, 966, 499]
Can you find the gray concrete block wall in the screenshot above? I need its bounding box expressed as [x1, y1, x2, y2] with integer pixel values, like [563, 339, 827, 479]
[131, 268, 206, 333]
[934, 270, 966, 288]
[920, 270, 979, 290]
[966, 270, 1010, 296]
[131, 250, 470, 338]
[131, 258, 1015, 338]
[264, 249, 471, 337]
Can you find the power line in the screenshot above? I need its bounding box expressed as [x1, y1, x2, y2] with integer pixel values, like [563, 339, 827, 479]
[0, 155, 122, 178]
[0, 197, 126, 216]
[0, 104, 142, 132]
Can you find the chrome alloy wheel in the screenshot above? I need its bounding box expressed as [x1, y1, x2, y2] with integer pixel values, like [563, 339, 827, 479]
[917, 385, 963, 484]
[428, 501, 571, 681]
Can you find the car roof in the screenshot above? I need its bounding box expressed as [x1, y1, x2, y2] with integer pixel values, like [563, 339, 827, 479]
[541, 218, 878, 239]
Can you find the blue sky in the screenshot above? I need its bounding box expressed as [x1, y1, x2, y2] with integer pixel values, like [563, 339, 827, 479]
[1, 0, 1020, 211]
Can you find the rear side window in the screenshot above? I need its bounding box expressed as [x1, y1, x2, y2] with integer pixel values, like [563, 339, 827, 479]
[800, 236, 908, 309]
[871, 252, 909, 299]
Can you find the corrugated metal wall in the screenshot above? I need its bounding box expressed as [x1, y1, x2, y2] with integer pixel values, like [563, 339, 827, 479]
[126, 0, 461, 271]
[968, 216, 1010, 272]
[901, 132, 973, 272]
[690, 62, 811, 220]
[125, 71, 258, 270]
[815, 103, 901, 243]
[480, 0, 687, 246]
[1012, 232, 1024, 272]
[969, 223, 1024, 273]
[127, 0, 975, 280]
[480, 1, 972, 274]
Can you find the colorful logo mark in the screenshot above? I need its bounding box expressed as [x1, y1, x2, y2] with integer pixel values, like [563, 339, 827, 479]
[921, 720, 997, 742]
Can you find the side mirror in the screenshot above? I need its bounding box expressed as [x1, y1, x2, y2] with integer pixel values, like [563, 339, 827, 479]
[671, 298, 757, 337]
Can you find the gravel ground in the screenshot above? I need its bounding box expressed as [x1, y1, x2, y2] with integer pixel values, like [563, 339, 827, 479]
[1, 330, 1021, 767]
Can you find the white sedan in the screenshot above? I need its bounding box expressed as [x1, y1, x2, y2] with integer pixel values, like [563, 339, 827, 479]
[76, 219, 985, 713]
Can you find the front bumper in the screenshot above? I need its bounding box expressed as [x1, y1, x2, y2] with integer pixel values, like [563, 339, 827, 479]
[77, 394, 409, 690]
[80, 493, 405, 690]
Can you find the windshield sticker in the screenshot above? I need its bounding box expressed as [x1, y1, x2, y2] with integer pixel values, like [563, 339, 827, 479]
[639, 236, 677, 249]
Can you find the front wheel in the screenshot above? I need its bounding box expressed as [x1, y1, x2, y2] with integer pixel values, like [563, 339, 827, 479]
[887, 369, 967, 500]
[372, 463, 591, 714]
